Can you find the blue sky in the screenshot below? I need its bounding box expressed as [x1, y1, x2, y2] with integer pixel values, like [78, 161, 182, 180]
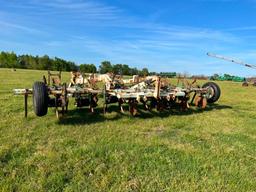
[1, 0, 256, 76]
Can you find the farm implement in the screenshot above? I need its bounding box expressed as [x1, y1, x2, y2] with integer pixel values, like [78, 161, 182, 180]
[13, 71, 221, 118]
[13, 71, 101, 118]
[102, 75, 221, 116]
[207, 52, 256, 86]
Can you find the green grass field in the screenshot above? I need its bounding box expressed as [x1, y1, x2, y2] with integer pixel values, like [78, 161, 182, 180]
[0, 68, 256, 191]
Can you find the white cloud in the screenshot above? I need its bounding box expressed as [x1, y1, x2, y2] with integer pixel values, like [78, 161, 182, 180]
[0, 20, 44, 34]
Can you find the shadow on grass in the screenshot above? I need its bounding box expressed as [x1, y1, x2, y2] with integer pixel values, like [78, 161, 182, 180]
[135, 103, 232, 119]
[58, 105, 128, 125]
[58, 103, 232, 125]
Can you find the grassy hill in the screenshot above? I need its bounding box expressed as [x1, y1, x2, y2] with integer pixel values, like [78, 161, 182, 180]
[0, 68, 255, 191]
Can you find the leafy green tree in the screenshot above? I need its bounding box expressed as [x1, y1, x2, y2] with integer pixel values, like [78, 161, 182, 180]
[141, 68, 149, 76]
[17, 55, 29, 69]
[99, 61, 112, 74]
[8, 52, 18, 68]
[0, 51, 8, 68]
[38, 55, 51, 70]
[138, 68, 149, 76]
[0, 51, 18, 68]
[52, 57, 64, 71]
[79, 64, 97, 73]
[130, 67, 139, 75]
[122, 64, 130, 75]
[68, 61, 78, 71]
[113, 64, 123, 75]
[159, 72, 176, 78]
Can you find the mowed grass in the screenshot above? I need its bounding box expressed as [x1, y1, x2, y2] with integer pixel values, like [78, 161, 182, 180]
[0, 68, 256, 192]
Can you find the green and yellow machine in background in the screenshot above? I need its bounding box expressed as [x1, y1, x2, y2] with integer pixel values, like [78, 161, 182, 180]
[207, 52, 256, 86]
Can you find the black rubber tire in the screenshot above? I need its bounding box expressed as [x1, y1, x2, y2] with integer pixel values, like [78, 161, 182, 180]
[242, 82, 249, 87]
[202, 82, 221, 103]
[33, 81, 48, 116]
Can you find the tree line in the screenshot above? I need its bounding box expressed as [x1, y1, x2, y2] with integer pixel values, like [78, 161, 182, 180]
[2, 51, 246, 80]
[0, 51, 78, 72]
[98, 61, 149, 76]
[0, 51, 150, 75]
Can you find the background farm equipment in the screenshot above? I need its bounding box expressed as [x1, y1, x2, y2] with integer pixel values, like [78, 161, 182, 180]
[207, 52, 256, 86]
[13, 71, 221, 118]
[210, 74, 246, 82]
